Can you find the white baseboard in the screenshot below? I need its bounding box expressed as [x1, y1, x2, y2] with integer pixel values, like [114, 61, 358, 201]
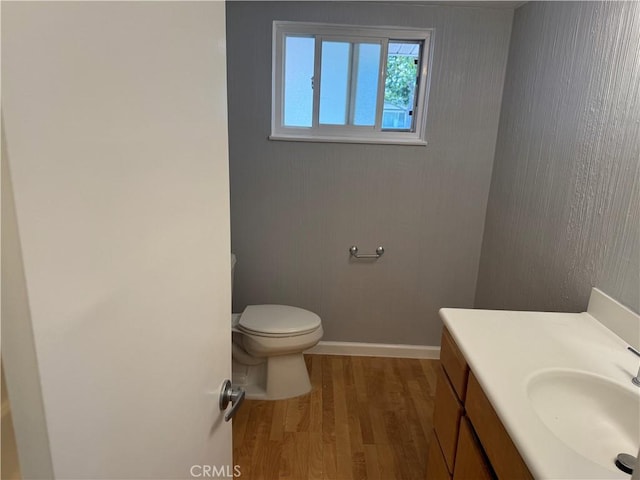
[305, 341, 440, 359]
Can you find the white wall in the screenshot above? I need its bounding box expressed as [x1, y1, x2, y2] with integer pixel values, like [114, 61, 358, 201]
[226, 1, 513, 346]
[2, 2, 231, 478]
[476, 1, 640, 313]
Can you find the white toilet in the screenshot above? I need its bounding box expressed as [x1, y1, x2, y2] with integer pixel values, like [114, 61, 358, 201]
[231, 254, 323, 400]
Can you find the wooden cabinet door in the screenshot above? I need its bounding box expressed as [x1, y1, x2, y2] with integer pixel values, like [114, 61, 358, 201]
[433, 366, 464, 472]
[466, 373, 533, 480]
[426, 432, 452, 480]
[452, 417, 494, 480]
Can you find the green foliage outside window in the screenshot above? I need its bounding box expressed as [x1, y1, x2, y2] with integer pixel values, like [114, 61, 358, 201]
[385, 56, 418, 109]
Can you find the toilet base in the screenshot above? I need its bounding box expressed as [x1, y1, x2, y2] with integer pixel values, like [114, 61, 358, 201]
[232, 352, 312, 400]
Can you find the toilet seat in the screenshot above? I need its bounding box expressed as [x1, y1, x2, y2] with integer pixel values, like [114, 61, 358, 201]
[238, 304, 321, 338]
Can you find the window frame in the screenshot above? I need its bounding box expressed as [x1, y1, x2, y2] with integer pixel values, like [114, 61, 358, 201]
[271, 21, 434, 146]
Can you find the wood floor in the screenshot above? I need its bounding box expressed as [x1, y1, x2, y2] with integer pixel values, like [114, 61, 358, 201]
[233, 354, 439, 480]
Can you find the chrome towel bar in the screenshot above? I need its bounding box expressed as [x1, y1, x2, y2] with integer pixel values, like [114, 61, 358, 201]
[349, 245, 384, 259]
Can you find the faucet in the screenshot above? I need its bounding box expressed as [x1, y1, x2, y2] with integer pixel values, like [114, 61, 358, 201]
[628, 346, 640, 387]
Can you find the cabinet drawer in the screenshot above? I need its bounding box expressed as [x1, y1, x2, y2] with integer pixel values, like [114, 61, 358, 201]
[453, 417, 495, 480]
[466, 372, 533, 480]
[440, 328, 469, 401]
[426, 432, 452, 480]
[433, 366, 464, 472]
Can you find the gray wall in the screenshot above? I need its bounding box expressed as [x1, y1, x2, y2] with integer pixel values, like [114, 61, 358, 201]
[227, 1, 513, 345]
[476, 1, 640, 314]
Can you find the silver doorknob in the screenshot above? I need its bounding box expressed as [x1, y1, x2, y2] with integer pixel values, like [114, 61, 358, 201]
[219, 379, 245, 422]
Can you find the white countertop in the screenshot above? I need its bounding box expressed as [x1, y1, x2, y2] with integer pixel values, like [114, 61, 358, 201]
[440, 305, 640, 479]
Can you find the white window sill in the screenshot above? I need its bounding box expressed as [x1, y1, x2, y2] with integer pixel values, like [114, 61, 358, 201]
[268, 134, 428, 147]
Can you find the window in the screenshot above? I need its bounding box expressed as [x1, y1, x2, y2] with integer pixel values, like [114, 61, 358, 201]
[271, 22, 433, 145]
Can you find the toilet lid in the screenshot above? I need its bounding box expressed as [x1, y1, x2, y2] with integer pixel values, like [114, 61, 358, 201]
[238, 305, 321, 336]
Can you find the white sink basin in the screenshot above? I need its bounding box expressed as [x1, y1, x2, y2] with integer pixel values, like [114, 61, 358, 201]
[527, 369, 640, 473]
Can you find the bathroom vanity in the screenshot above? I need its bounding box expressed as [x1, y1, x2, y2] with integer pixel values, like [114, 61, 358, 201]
[426, 289, 640, 480]
[427, 326, 532, 480]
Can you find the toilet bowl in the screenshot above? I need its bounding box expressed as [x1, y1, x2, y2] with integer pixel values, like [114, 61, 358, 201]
[231, 255, 323, 400]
